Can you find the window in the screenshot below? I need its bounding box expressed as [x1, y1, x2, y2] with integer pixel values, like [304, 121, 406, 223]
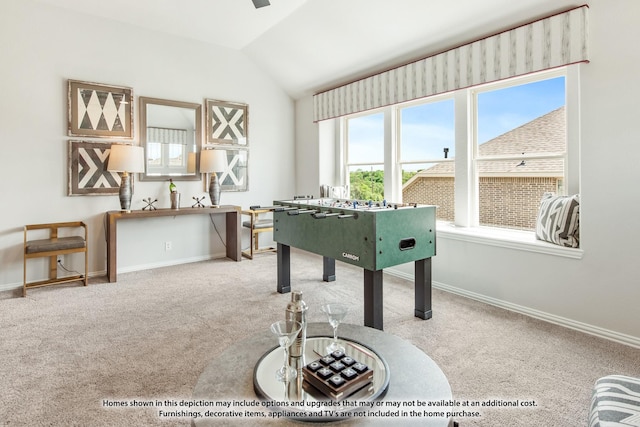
[342, 67, 576, 236]
[346, 112, 384, 201]
[146, 127, 191, 176]
[474, 75, 566, 230]
[399, 97, 455, 221]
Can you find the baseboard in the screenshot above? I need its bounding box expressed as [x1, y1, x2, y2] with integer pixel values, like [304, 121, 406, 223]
[0, 282, 22, 292]
[0, 269, 106, 293]
[0, 254, 224, 293]
[115, 254, 221, 275]
[385, 269, 640, 349]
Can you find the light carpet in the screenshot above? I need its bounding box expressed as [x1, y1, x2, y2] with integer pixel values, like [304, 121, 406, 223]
[1, 250, 638, 426]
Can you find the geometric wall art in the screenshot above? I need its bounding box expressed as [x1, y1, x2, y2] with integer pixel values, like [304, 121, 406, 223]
[68, 80, 133, 139]
[218, 148, 248, 192]
[68, 140, 124, 196]
[205, 99, 248, 146]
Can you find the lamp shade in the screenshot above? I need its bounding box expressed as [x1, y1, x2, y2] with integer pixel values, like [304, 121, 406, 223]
[200, 149, 227, 173]
[107, 145, 145, 173]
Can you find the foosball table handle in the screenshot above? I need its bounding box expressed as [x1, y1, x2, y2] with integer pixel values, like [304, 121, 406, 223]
[312, 212, 341, 219]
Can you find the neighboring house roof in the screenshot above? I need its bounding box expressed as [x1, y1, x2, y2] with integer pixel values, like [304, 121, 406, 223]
[405, 107, 565, 184]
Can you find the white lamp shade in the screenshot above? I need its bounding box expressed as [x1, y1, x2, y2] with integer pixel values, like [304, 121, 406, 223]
[107, 145, 145, 173]
[200, 149, 227, 173]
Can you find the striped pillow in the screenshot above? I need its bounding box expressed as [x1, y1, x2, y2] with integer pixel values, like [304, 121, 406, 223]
[590, 375, 640, 427]
[535, 193, 580, 248]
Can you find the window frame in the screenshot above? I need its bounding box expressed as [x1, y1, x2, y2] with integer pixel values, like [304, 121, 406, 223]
[343, 109, 386, 200]
[468, 68, 570, 230]
[397, 93, 456, 221]
[340, 66, 582, 257]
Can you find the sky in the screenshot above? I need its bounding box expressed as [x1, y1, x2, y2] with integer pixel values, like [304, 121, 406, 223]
[348, 76, 566, 166]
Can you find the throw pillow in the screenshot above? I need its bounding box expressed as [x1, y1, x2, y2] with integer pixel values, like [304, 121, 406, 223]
[535, 193, 580, 248]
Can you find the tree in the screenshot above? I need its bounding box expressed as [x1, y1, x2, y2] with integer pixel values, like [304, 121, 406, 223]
[402, 170, 418, 184]
[349, 169, 384, 201]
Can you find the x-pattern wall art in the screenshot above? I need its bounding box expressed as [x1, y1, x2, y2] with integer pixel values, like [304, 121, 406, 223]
[68, 80, 133, 139]
[218, 149, 249, 192]
[205, 98, 249, 191]
[205, 99, 248, 146]
[68, 140, 125, 196]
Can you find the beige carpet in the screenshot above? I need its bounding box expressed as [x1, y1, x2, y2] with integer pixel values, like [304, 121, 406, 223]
[1, 250, 638, 426]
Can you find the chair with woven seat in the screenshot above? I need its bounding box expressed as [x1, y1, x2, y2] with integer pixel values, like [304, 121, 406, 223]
[23, 221, 88, 296]
[241, 208, 276, 259]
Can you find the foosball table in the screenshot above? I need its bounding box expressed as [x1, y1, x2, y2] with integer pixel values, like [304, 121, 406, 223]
[267, 198, 437, 330]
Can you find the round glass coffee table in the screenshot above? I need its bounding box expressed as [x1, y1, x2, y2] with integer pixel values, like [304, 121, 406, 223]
[192, 323, 452, 426]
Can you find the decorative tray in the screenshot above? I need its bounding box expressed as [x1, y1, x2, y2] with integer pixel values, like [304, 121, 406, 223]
[253, 336, 390, 421]
[302, 349, 374, 400]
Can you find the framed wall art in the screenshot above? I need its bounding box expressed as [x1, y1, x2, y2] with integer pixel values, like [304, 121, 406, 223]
[68, 80, 133, 138]
[68, 140, 126, 195]
[217, 148, 249, 192]
[205, 99, 248, 146]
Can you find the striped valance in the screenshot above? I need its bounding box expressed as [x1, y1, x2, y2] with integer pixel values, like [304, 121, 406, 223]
[313, 5, 589, 122]
[147, 127, 188, 145]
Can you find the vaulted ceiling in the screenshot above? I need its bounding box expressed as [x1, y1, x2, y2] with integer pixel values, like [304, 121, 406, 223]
[35, 0, 580, 99]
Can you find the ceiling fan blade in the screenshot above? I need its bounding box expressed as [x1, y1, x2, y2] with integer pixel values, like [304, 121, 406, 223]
[252, 0, 271, 8]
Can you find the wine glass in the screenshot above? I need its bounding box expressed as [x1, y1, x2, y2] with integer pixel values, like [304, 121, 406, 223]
[269, 320, 302, 382]
[320, 303, 349, 354]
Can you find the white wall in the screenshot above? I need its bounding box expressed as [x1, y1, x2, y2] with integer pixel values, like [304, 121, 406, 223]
[0, 0, 295, 287]
[294, 0, 640, 346]
[294, 97, 319, 196]
[294, 98, 339, 197]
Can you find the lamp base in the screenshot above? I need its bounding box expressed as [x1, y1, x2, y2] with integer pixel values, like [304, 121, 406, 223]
[119, 172, 132, 212]
[209, 173, 221, 207]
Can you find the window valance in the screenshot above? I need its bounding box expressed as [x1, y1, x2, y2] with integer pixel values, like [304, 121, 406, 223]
[147, 127, 188, 145]
[313, 5, 588, 122]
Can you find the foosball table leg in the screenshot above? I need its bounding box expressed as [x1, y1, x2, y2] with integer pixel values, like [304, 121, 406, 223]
[414, 258, 433, 320]
[277, 243, 291, 294]
[323, 257, 336, 282]
[364, 269, 384, 330]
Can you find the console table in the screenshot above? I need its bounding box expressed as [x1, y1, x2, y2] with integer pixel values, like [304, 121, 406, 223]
[105, 206, 241, 282]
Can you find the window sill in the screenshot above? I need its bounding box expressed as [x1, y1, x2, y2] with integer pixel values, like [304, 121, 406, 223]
[436, 222, 584, 259]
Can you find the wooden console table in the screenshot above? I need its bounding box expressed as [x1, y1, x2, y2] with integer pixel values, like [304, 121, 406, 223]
[105, 206, 241, 282]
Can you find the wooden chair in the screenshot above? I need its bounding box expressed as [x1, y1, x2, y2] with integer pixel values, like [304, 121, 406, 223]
[241, 208, 276, 259]
[23, 221, 88, 297]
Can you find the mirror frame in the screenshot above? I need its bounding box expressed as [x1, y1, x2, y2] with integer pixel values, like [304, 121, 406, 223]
[139, 96, 202, 182]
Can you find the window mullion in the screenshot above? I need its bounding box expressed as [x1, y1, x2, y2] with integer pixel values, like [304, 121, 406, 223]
[383, 106, 398, 201]
[566, 64, 580, 195]
[454, 90, 475, 227]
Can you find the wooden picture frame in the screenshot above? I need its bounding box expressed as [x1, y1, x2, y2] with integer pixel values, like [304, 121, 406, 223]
[68, 80, 133, 138]
[205, 99, 248, 146]
[68, 140, 125, 196]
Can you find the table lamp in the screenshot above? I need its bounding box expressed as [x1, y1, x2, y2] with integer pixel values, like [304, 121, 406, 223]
[107, 144, 145, 212]
[200, 149, 227, 207]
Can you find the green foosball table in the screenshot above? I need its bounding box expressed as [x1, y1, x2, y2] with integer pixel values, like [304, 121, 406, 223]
[269, 198, 436, 331]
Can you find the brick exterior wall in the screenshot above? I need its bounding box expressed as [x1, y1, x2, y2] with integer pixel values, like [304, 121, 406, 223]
[479, 177, 560, 230]
[403, 177, 455, 222]
[403, 176, 560, 230]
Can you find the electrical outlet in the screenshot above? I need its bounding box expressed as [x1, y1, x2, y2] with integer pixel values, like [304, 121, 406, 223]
[165, 241, 172, 251]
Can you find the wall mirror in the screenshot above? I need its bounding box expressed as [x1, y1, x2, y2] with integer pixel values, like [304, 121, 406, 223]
[139, 96, 202, 181]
